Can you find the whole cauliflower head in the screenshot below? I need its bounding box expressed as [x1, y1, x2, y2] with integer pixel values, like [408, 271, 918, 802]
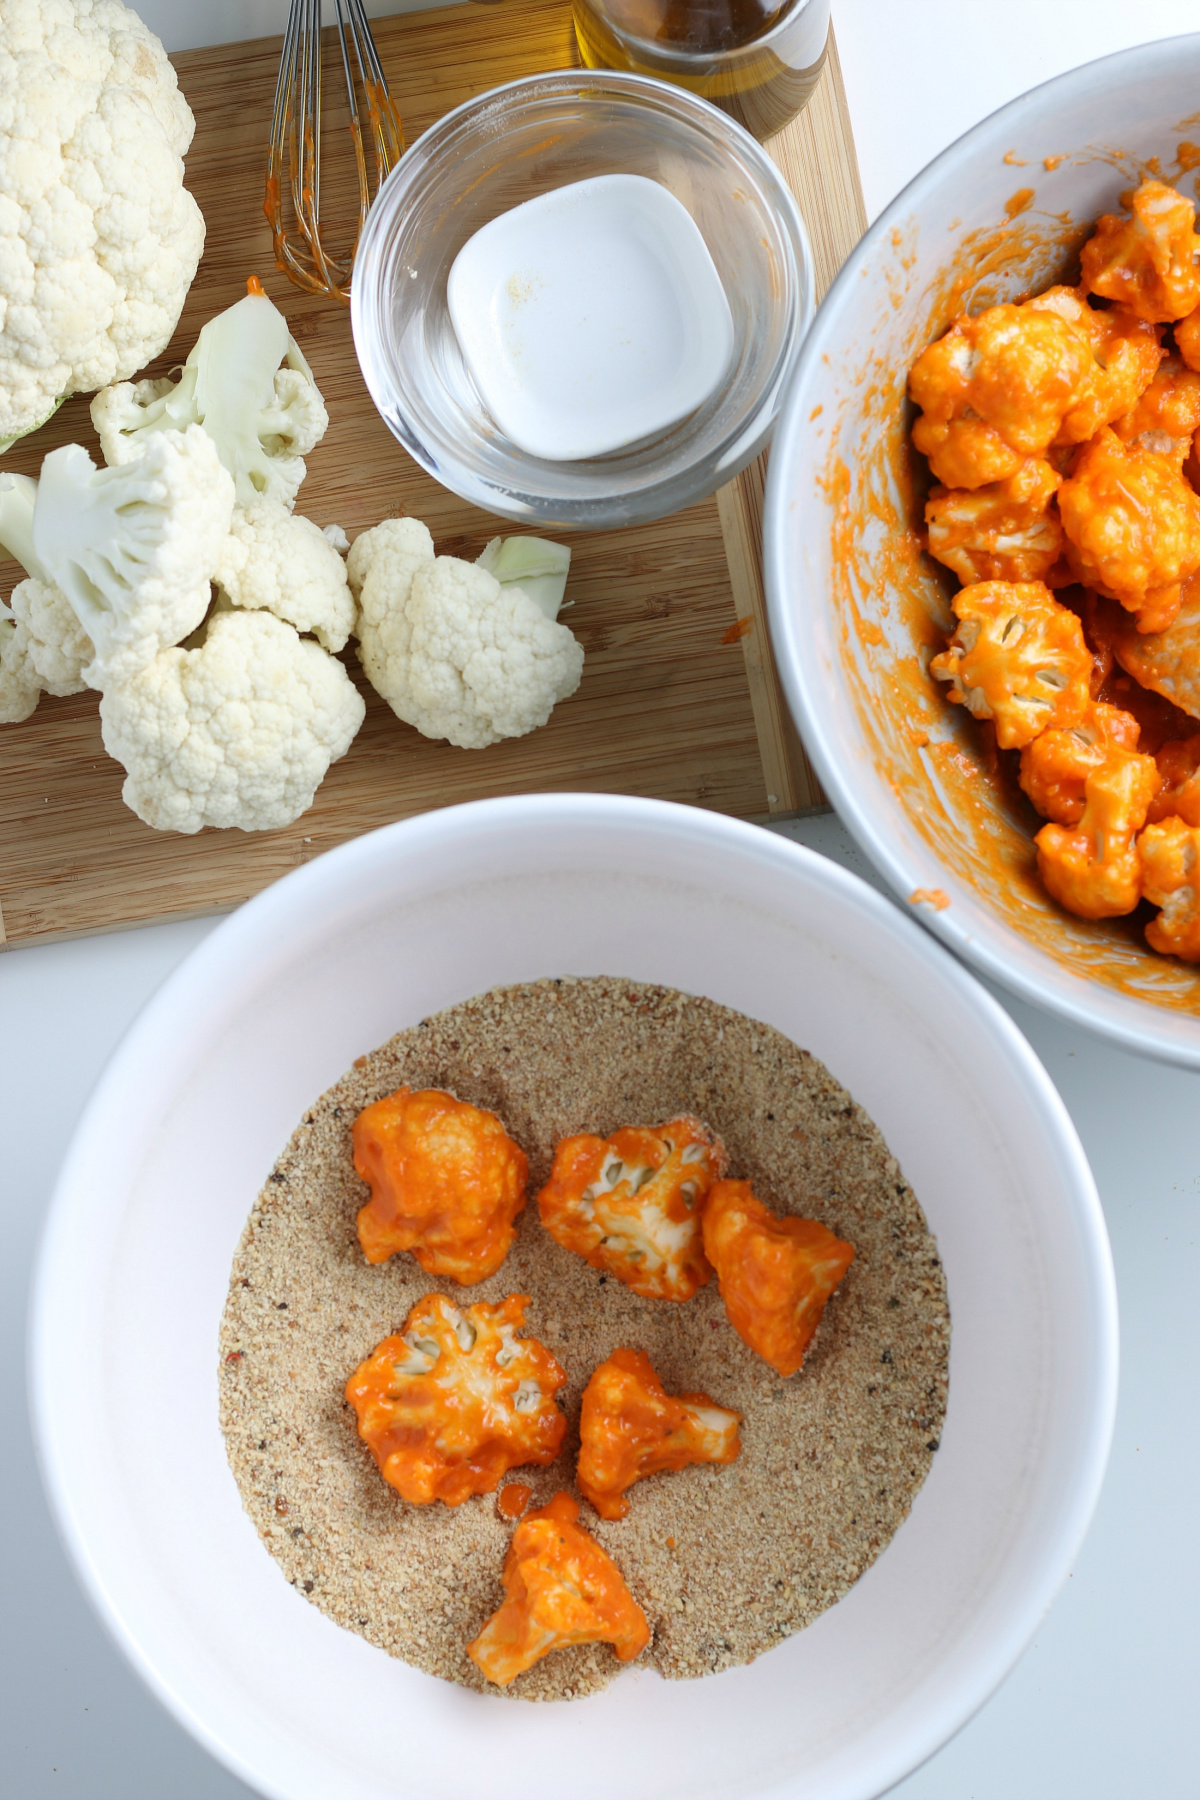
[0, 0, 206, 446]
[215, 497, 355, 652]
[98, 608, 365, 832]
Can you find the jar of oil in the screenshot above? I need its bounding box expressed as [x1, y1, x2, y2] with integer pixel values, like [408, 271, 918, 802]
[572, 0, 831, 141]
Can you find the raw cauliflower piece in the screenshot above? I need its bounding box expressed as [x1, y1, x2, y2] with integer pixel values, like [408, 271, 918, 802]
[1024, 287, 1163, 440]
[576, 1347, 741, 1521]
[97, 608, 364, 832]
[0, 468, 92, 715]
[32, 426, 235, 684]
[214, 497, 354, 652]
[701, 1180, 855, 1379]
[1139, 817, 1200, 960]
[345, 1293, 566, 1507]
[1034, 746, 1161, 919]
[536, 1116, 727, 1302]
[1080, 180, 1200, 323]
[1019, 701, 1142, 825]
[1148, 734, 1200, 827]
[0, 0, 205, 447]
[925, 458, 1063, 585]
[352, 1085, 528, 1284]
[1057, 428, 1200, 634]
[1111, 355, 1200, 461]
[0, 602, 42, 722]
[929, 580, 1092, 750]
[909, 304, 1098, 489]
[1107, 581, 1200, 719]
[467, 1491, 650, 1687]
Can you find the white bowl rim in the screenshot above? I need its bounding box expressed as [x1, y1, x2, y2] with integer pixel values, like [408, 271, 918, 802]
[28, 794, 1118, 1800]
[762, 31, 1200, 1071]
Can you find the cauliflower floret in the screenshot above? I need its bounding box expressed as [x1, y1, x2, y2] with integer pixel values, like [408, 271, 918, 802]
[929, 580, 1092, 749]
[7, 576, 92, 695]
[1034, 746, 1161, 919]
[1024, 287, 1163, 439]
[909, 304, 1098, 489]
[701, 1180, 855, 1379]
[97, 609, 364, 833]
[925, 458, 1063, 585]
[1019, 701, 1142, 824]
[214, 497, 355, 652]
[0, 468, 92, 714]
[0, 602, 42, 722]
[1139, 817, 1200, 960]
[1057, 428, 1200, 633]
[576, 1348, 741, 1521]
[32, 426, 235, 685]
[1111, 355, 1200, 460]
[537, 1116, 727, 1302]
[352, 1085, 528, 1284]
[0, 0, 205, 447]
[1174, 301, 1200, 371]
[467, 1491, 650, 1687]
[1148, 734, 1200, 826]
[91, 285, 328, 509]
[1108, 579, 1200, 718]
[1080, 180, 1200, 323]
[345, 1293, 566, 1507]
[354, 549, 584, 750]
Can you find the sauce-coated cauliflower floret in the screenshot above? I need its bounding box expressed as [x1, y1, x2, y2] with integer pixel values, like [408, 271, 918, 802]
[1057, 428, 1200, 633]
[467, 1491, 650, 1686]
[1111, 355, 1200, 461]
[1024, 287, 1163, 440]
[925, 458, 1063, 585]
[576, 1347, 740, 1521]
[701, 1180, 855, 1379]
[1139, 817, 1200, 960]
[353, 1086, 528, 1283]
[1148, 734, 1200, 826]
[909, 304, 1098, 488]
[214, 497, 355, 652]
[929, 580, 1092, 749]
[346, 1294, 566, 1507]
[1018, 701, 1141, 824]
[537, 1116, 727, 1302]
[1080, 180, 1200, 323]
[1034, 746, 1161, 918]
[1108, 582, 1200, 719]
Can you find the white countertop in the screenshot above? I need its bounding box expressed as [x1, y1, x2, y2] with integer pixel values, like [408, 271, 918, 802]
[3, 3, 1199, 1795]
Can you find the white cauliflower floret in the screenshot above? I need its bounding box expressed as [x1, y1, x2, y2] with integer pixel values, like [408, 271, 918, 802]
[350, 522, 583, 748]
[98, 609, 365, 833]
[10, 577, 92, 693]
[0, 602, 42, 722]
[32, 424, 235, 685]
[0, 466, 93, 718]
[91, 285, 328, 509]
[214, 496, 355, 652]
[0, 0, 205, 447]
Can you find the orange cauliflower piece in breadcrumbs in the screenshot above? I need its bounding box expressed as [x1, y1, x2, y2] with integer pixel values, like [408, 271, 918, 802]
[353, 1086, 527, 1283]
[1112, 355, 1200, 461]
[1024, 286, 1162, 440]
[576, 1347, 741, 1521]
[345, 1293, 565, 1505]
[467, 1491, 650, 1686]
[909, 304, 1098, 489]
[1140, 817, 1200, 960]
[701, 1180, 855, 1379]
[1019, 701, 1142, 824]
[1057, 429, 1200, 634]
[929, 580, 1091, 749]
[537, 1116, 726, 1301]
[1080, 180, 1200, 323]
[1148, 734, 1200, 827]
[1035, 747, 1161, 919]
[925, 458, 1063, 586]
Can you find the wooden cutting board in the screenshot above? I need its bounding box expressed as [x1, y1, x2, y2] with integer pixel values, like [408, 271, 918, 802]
[0, 0, 865, 948]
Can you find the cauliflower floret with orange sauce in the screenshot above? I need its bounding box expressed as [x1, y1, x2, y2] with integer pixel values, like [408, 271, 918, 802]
[1057, 428, 1200, 633]
[929, 580, 1092, 749]
[1139, 817, 1200, 960]
[1018, 701, 1141, 824]
[1024, 286, 1163, 439]
[1108, 579, 1200, 718]
[925, 459, 1063, 585]
[1174, 301, 1200, 371]
[1034, 746, 1161, 919]
[909, 305, 1099, 489]
[352, 1086, 527, 1283]
[345, 1293, 566, 1506]
[1080, 180, 1200, 323]
[467, 1491, 650, 1686]
[1148, 734, 1200, 826]
[576, 1347, 741, 1521]
[536, 1116, 726, 1302]
[1112, 355, 1200, 461]
[701, 1180, 855, 1379]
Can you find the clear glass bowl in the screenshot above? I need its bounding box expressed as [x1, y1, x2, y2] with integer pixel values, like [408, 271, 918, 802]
[351, 70, 813, 527]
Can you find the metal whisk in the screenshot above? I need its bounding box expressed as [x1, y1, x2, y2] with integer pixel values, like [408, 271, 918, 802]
[265, 0, 405, 304]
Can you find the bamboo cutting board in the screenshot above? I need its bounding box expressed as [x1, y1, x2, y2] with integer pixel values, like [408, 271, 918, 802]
[0, 0, 865, 948]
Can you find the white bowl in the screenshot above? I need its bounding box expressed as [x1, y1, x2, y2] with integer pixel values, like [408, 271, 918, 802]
[31, 795, 1115, 1800]
[763, 34, 1200, 1069]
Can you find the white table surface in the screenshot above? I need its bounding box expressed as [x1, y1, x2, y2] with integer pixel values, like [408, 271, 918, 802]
[3, 3, 1199, 1796]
